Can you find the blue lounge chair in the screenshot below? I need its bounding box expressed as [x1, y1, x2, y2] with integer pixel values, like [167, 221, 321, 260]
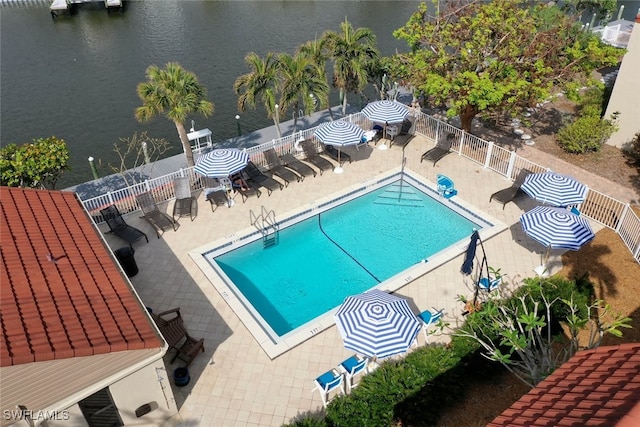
[436, 174, 457, 199]
[418, 308, 444, 344]
[338, 355, 369, 393]
[312, 368, 344, 408]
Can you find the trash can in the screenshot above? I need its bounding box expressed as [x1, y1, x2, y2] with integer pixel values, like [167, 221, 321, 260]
[114, 247, 138, 277]
[174, 367, 190, 387]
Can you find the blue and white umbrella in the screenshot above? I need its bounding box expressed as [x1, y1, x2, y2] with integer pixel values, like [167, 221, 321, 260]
[194, 148, 249, 178]
[361, 100, 409, 124]
[521, 172, 588, 207]
[314, 121, 364, 173]
[314, 120, 365, 147]
[334, 289, 421, 359]
[520, 206, 595, 264]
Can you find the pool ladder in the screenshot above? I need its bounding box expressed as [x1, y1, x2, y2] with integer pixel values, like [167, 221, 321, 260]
[250, 206, 279, 248]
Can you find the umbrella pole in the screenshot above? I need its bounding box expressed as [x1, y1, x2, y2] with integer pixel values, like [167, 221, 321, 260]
[378, 122, 389, 151]
[334, 148, 344, 174]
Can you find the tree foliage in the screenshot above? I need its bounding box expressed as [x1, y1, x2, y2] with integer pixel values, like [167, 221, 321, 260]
[0, 136, 70, 189]
[454, 276, 631, 387]
[392, 0, 622, 132]
[234, 52, 282, 137]
[109, 132, 173, 187]
[276, 52, 329, 135]
[135, 62, 214, 167]
[322, 18, 380, 115]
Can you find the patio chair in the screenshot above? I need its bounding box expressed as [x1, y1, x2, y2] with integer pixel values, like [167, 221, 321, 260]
[390, 118, 415, 147]
[172, 177, 197, 222]
[489, 169, 532, 209]
[421, 133, 454, 165]
[418, 308, 444, 344]
[262, 148, 300, 184]
[436, 174, 457, 199]
[299, 140, 335, 175]
[150, 307, 205, 367]
[204, 188, 231, 212]
[280, 153, 317, 179]
[312, 368, 345, 408]
[231, 172, 262, 203]
[324, 144, 352, 164]
[99, 205, 148, 247]
[243, 161, 284, 195]
[338, 355, 369, 393]
[478, 276, 501, 292]
[135, 191, 178, 238]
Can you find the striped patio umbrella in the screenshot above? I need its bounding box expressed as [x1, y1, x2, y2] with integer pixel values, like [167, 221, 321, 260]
[194, 148, 249, 178]
[334, 289, 421, 359]
[314, 120, 365, 147]
[314, 121, 364, 173]
[521, 172, 588, 207]
[520, 206, 595, 264]
[361, 100, 409, 124]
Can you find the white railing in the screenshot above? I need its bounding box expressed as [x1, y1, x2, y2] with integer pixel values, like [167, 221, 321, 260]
[82, 111, 640, 263]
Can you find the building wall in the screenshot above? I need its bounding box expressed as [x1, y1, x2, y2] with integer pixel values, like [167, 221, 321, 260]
[43, 359, 176, 427]
[605, 21, 640, 148]
[109, 359, 177, 426]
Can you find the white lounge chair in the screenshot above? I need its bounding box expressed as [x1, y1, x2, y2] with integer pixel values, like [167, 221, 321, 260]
[418, 308, 444, 344]
[312, 368, 345, 408]
[338, 355, 369, 393]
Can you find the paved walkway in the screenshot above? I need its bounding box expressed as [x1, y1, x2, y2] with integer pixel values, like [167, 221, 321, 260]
[94, 126, 627, 426]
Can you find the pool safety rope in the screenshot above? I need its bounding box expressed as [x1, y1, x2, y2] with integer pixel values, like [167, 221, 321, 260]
[316, 214, 382, 284]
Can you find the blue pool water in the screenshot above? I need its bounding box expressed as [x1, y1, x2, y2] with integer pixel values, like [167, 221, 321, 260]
[210, 179, 481, 337]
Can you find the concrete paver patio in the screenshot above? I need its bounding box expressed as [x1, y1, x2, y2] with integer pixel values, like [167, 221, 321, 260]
[99, 133, 605, 426]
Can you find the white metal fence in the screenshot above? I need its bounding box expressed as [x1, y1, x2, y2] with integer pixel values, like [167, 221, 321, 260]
[82, 111, 640, 263]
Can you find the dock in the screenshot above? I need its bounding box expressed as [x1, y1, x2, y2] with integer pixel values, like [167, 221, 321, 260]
[50, 0, 122, 14]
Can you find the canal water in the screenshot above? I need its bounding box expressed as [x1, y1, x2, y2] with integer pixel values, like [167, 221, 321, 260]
[1, 1, 636, 187]
[0, 0, 422, 187]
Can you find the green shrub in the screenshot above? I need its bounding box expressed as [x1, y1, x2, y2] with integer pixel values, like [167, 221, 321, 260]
[324, 345, 466, 427]
[557, 114, 617, 154]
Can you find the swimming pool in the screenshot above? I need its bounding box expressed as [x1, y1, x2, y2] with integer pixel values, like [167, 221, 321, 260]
[193, 169, 502, 357]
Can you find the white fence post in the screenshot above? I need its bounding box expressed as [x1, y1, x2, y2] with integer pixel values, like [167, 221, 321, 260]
[505, 150, 516, 180]
[484, 141, 494, 169]
[615, 204, 630, 234]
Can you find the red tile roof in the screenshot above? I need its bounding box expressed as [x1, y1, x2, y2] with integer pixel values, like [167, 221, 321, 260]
[0, 187, 161, 367]
[488, 343, 640, 427]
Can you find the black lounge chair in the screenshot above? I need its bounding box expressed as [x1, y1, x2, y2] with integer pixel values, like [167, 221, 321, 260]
[324, 145, 352, 164]
[300, 140, 335, 174]
[230, 173, 262, 202]
[391, 118, 415, 147]
[263, 148, 301, 183]
[100, 205, 148, 247]
[135, 191, 178, 238]
[173, 177, 197, 222]
[489, 169, 533, 209]
[202, 177, 232, 211]
[421, 133, 454, 166]
[280, 153, 317, 179]
[243, 161, 284, 195]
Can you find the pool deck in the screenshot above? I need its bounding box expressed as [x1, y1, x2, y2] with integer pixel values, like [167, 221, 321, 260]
[98, 132, 610, 426]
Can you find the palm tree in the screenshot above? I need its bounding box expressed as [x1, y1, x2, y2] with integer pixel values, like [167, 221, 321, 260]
[276, 52, 329, 135]
[323, 18, 379, 115]
[297, 37, 334, 119]
[135, 62, 214, 168]
[234, 52, 282, 138]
